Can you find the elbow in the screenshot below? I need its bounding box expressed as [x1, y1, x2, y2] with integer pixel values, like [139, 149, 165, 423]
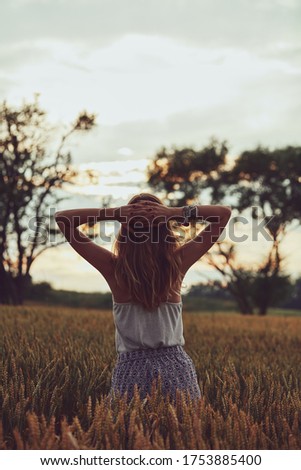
[54, 211, 63, 220]
[55, 210, 69, 219]
[54, 211, 73, 230]
[221, 206, 232, 218]
[54, 211, 70, 223]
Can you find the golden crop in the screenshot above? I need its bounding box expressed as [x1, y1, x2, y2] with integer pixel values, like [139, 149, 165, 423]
[0, 305, 300, 450]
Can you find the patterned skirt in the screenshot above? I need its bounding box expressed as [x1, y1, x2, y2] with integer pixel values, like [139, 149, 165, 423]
[109, 345, 201, 403]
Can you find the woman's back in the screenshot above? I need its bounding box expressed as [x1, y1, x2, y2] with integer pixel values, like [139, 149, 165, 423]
[108, 264, 183, 304]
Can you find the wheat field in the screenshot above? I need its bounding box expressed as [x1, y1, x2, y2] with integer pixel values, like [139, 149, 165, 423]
[0, 304, 300, 450]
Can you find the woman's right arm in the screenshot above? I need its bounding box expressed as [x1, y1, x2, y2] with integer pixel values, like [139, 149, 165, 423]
[172, 205, 232, 276]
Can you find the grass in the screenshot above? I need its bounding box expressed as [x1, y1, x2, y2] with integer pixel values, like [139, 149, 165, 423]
[0, 304, 300, 449]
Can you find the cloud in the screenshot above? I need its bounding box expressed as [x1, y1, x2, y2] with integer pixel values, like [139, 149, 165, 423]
[0, 42, 52, 71]
[0, 77, 18, 97]
[67, 65, 301, 168]
[0, 1, 300, 167]
[254, 0, 299, 9]
[258, 43, 301, 69]
[1, 0, 301, 54]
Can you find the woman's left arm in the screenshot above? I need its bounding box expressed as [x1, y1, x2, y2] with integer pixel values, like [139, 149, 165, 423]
[54, 207, 118, 278]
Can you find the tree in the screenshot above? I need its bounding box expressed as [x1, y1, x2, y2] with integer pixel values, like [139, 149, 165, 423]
[205, 241, 294, 315]
[147, 136, 228, 206]
[278, 277, 301, 310]
[0, 94, 97, 305]
[147, 140, 301, 314]
[146, 137, 255, 314]
[205, 243, 255, 315]
[211, 144, 301, 314]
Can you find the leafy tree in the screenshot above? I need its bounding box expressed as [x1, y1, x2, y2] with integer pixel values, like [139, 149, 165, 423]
[205, 243, 255, 315]
[147, 139, 301, 314]
[250, 272, 293, 315]
[184, 280, 232, 300]
[278, 277, 301, 309]
[211, 144, 301, 314]
[147, 136, 228, 206]
[0, 94, 96, 305]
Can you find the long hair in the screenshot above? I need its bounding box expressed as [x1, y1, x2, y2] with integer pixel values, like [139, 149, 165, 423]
[112, 193, 183, 310]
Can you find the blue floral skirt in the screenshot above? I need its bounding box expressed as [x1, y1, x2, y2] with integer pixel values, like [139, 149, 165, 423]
[109, 345, 201, 403]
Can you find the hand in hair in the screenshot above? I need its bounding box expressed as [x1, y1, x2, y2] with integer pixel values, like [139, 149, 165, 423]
[116, 200, 174, 230]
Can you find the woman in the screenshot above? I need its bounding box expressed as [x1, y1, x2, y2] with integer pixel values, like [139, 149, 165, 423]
[55, 193, 231, 404]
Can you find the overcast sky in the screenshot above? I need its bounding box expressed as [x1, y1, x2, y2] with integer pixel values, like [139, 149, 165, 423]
[1, 0, 301, 292]
[1, 0, 301, 164]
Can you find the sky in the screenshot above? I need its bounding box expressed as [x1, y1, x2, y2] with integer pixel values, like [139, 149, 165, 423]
[1, 0, 301, 292]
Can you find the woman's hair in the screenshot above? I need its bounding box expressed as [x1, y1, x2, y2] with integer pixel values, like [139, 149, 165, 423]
[112, 193, 183, 310]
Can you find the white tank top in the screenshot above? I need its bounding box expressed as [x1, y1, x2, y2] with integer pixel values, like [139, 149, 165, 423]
[112, 297, 185, 353]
